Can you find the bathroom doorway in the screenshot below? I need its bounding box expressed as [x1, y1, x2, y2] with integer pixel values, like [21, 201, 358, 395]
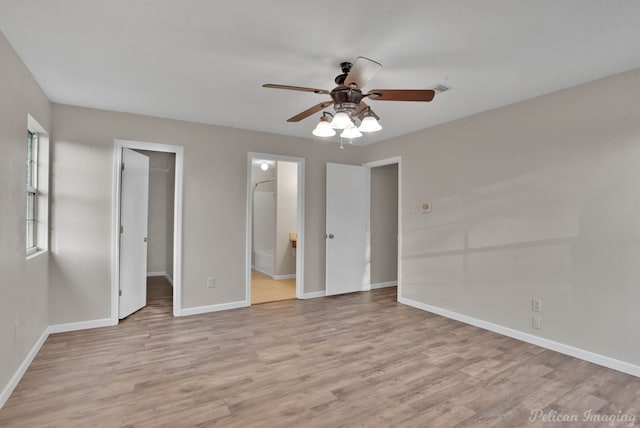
[246, 153, 305, 305]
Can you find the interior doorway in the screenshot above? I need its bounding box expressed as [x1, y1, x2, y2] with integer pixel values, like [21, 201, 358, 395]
[134, 149, 176, 315]
[368, 162, 399, 290]
[111, 139, 184, 322]
[246, 153, 305, 305]
[364, 157, 401, 296]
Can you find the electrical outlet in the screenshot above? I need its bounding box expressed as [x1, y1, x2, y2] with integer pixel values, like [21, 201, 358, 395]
[532, 298, 542, 313]
[532, 316, 542, 330]
[206, 277, 215, 288]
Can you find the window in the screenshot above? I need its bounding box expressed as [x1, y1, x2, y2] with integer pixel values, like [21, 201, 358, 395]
[26, 130, 38, 253]
[25, 114, 49, 257]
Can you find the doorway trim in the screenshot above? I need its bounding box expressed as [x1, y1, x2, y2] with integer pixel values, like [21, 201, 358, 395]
[363, 156, 402, 300]
[246, 152, 305, 304]
[111, 139, 184, 322]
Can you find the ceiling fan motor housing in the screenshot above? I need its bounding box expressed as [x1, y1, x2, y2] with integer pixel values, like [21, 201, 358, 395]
[330, 85, 362, 115]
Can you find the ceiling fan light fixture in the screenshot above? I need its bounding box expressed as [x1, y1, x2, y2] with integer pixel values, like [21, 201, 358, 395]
[312, 116, 336, 137]
[340, 126, 362, 139]
[263, 57, 437, 145]
[358, 115, 382, 132]
[330, 111, 351, 129]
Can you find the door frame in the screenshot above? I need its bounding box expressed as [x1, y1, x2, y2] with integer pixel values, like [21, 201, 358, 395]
[363, 156, 402, 300]
[245, 152, 305, 303]
[111, 139, 184, 322]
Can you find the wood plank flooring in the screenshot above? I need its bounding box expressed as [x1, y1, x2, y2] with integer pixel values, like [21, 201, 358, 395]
[251, 269, 296, 305]
[1, 281, 640, 427]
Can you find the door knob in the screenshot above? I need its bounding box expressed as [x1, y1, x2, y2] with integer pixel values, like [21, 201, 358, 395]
[327, 233, 334, 239]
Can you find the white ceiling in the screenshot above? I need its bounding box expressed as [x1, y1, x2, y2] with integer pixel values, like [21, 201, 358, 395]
[1, 1, 639, 145]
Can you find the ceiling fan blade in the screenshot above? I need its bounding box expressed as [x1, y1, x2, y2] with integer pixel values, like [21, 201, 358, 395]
[287, 101, 334, 122]
[344, 57, 382, 88]
[356, 101, 379, 120]
[263, 83, 329, 95]
[367, 89, 435, 102]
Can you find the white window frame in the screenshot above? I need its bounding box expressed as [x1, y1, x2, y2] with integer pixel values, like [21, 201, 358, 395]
[26, 114, 49, 259]
[26, 130, 39, 256]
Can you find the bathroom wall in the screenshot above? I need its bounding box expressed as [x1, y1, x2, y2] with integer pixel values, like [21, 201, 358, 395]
[274, 161, 297, 277]
[252, 161, 276, 272]
[252, 161, 276, 191]
[253, 191, 275, 272]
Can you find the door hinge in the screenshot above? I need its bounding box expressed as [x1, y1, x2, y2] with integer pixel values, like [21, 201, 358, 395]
[119, 289, 122, 296]
[120, 225, 123, 234]
[121, 162, 125, 171]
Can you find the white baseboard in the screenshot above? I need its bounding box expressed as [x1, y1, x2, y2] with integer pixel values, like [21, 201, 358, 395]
[303, 291, 326, 299]
[147, 271, 173, 287]
[371, 281, 397, 289]
[272, 274, 296, 280]
[398, 297, 640, 378]
[0, 327, 49, 409]
[362, 281, 396, 291]
[1, 317, 118, 409]
[252, 267, 273, 277]
[180, 300, 248, 317]
[49, 318, 115, 334]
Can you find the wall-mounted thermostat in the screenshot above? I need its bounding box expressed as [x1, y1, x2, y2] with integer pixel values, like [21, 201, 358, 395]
[420, 202, 432, 213]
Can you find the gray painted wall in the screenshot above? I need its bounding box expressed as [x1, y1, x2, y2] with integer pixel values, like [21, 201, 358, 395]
[0, 32, 51, 395]
[166, 155, 175, 278]
[48, 104, 365, 323]
[365, 68, 640, 366]
[370, 164, 398, 285]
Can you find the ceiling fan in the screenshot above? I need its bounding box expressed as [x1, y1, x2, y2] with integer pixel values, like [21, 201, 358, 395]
[263, 57, 435, 139]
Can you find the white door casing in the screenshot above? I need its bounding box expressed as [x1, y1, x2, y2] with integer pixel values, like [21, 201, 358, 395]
[325, 163, 370, 296]
[119, 148, 149, 319]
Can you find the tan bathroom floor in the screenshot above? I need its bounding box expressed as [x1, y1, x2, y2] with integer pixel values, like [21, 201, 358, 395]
[251, 269, 296, 304]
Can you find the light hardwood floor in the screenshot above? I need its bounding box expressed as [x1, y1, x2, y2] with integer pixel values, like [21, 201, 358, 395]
[251, 269, 296, 305]
[1, 280, 639, 427]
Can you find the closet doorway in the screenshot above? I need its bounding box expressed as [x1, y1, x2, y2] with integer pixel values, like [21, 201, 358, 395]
[134, 149, 176, 314]
[246, 153, 305, 305]
[111, 139, 184, 322]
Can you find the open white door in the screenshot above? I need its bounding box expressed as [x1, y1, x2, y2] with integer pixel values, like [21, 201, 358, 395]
[119, 148, 149, 319]
[326, 163, 370, 296]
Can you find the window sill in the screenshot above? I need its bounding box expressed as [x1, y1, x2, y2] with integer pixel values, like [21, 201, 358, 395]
[26, 249, 47, 261]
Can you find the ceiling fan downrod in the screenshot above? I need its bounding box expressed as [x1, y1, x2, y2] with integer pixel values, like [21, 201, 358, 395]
[334, 62, 352, 85]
